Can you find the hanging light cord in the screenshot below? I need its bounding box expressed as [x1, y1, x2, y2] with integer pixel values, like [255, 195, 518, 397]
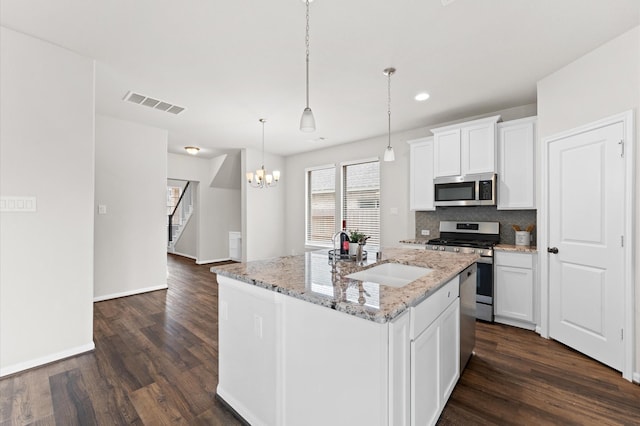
[260, 119, 266, 169]
[387, 70, 392, 149]
[305, 0, 310, 109]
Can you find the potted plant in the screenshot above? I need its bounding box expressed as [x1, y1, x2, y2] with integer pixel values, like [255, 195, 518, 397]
[348, 230, 367, 256]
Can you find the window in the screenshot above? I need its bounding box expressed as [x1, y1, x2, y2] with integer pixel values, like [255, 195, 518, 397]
[306, 166, 336, 245]
[305, 160, 380, 248]
[343, 160, 380, 247]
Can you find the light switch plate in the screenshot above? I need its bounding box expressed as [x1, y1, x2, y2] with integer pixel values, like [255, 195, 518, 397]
[98, 205, 107, 215]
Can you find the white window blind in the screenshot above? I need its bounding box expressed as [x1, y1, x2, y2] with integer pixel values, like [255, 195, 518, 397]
[342, 161, 380, 247]
[306, 166, 336, 245]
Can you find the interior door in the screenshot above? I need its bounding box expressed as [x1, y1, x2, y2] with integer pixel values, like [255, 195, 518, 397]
[547, 121, 625, 371]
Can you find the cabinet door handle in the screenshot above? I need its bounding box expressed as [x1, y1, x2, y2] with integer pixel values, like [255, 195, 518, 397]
[547, 247, 559, 254]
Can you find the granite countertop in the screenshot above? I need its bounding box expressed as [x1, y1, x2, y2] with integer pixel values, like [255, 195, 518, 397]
[495, 244, 538, 253]
[211, 248, 478, 324]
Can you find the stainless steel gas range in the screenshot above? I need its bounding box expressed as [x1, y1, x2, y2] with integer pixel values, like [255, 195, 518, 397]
[426, 221, 499, 322]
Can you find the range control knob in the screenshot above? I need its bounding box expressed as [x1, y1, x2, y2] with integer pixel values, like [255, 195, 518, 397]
[440, 246, 445, 251]
[454, 248, 460, 253]
[432, 246, 438, 251]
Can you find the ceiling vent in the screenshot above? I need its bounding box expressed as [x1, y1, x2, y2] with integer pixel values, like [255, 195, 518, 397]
[123, 91, 186, 115]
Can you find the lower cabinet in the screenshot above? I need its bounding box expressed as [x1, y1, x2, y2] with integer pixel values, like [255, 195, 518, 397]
[411, 299, 460, 426]
[495, 251, 537, 330]
[218, 274, 462, 426]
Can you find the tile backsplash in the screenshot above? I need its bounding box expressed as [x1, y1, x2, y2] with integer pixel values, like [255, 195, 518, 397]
[415, 207, 537, 246]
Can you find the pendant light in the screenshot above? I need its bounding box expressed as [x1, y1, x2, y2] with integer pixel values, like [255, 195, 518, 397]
[383, 67, 396, 162]
[300, 0, 316, 132]
[246, 119, 280, 188]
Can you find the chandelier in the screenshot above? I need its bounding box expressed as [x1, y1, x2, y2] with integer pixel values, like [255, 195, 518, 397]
[246, 119, 280, 188]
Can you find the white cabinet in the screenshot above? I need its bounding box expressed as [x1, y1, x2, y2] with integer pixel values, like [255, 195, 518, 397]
[432, 115, 501, 178]
[433, 130, 461, 177]
[408, 137, 435, 211]
[410, 276, 460, 426]
[411, 299, 460, 426]
[439, 299, 460, 402]
[497, 117, 536, 210]
[495, 251, 536, 330]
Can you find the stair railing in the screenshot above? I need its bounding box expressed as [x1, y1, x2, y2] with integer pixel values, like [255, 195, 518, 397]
[168, 181, 191, 244]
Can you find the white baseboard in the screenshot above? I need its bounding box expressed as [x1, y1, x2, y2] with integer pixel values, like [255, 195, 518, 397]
[217, 385, 261, 425]
[633, 372, 640, 384]
[197, 257, 231, 265]
[93, 284, 168, 302]
[0, 341, 95, 378]
[494, 316, 536, 332]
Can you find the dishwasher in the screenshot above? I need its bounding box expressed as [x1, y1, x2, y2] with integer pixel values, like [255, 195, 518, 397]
[459, 263, 477, 370]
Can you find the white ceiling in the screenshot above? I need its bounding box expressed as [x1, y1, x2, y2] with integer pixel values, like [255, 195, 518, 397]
[1, 0, 639, 157]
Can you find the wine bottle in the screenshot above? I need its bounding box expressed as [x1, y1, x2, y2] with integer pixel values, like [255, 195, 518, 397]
[339, 220, 349, 256]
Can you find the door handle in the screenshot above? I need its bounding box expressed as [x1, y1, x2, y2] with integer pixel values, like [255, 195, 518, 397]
[547, 247, 559, 254]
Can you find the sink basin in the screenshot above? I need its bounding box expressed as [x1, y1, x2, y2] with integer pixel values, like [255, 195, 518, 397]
[346, 263, 433, 288]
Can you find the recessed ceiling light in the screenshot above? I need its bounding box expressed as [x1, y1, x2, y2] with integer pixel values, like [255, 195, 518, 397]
[414, 92, 430, 102]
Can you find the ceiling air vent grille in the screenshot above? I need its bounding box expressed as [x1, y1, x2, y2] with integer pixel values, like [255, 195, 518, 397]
[123, 91, 186, 115]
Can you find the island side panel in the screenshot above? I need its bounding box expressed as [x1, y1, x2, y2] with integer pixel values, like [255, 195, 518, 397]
[217, 276, 281, 425]
[282, 295, 390, 426]
[389, 309, 411, 426]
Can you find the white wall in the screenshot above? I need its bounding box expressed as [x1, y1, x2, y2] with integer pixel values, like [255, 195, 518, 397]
[94, 115, 168, 301]
[537, 26, 639, 375]
[167, 179, 197, 258]
[243, 148, 286, 261]
[168, 153, 241, 263]
[0, 27, 95, 376]
[174, 201, 198, 258]
[283, 104, 538, 256]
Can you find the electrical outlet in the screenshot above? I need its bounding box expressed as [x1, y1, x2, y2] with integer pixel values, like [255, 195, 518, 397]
[421, 229, 430, 236]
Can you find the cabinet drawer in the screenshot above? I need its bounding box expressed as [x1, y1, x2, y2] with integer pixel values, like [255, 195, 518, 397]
[411, 276, 459, 339]
[495, 251, 532, 269]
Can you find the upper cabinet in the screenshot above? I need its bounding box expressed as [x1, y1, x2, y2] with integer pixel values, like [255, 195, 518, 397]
[497, 116, 536, 210]
[407, 137, 435, 211]
[431, 115, 501, 178]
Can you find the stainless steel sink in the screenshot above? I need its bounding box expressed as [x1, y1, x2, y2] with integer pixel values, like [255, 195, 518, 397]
[346, 263, 433, 288]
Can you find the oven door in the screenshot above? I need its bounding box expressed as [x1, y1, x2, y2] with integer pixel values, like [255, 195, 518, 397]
[475, 257, 494, 321]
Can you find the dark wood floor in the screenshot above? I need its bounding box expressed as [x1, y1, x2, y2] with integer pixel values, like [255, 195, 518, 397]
[1, 254, 639, 425]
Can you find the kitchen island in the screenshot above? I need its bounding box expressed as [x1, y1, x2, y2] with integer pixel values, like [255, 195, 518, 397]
[211, 248, 478, 426]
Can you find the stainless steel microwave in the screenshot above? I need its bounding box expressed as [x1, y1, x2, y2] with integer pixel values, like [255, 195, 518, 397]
[434, 173, 497, 207]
